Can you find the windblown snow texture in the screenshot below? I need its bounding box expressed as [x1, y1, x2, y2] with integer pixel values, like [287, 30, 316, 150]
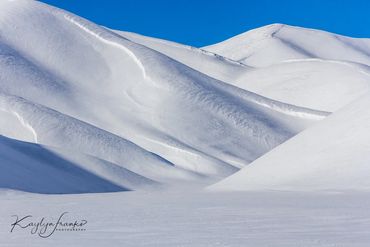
[1, 0, 370, 193]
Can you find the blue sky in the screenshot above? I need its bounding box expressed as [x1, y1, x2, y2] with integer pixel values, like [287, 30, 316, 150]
[40, 0, 370, 47]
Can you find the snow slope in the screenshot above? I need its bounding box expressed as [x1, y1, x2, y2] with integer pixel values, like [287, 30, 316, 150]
[118, 27, 370, 112]
[112, 30, 250, 84]
[3, 1, 370, 246]
[0, 0, 331, 193]
[0, 92, 199, 184]
[204, 24, 370, 67]
[207, 25, 370, 192]
[204, 24, 370, 111]
[231, 59, 370, 111]
[0, 135, 159, 193]
[211, 92, 370, 191]
[1, 0, 370, 194]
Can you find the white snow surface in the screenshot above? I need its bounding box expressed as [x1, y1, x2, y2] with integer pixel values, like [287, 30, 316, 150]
[0, 0, 370, 193]
[0, 0, 336, 194]
[204, 24, 370, 67]
[211, 92, 370, 191]
[2, 0, 370, 246]
[2, 191, 370, 247]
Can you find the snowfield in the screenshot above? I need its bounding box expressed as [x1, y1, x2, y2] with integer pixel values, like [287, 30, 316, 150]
[1, 0, 370, 246]
[2, 191, 370, 247]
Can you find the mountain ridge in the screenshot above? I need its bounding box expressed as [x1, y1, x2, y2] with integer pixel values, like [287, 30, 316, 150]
[0, 0, 369, 193]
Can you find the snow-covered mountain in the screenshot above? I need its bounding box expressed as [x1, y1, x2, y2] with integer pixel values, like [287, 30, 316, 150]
[0, 0, 369, 193]
[204, 24, 370, 67]
[210, 92, 370, 191]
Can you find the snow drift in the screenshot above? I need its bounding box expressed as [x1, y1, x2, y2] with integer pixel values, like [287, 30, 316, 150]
[210, 93, 370, 191]
[1, 0, 370, 193]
